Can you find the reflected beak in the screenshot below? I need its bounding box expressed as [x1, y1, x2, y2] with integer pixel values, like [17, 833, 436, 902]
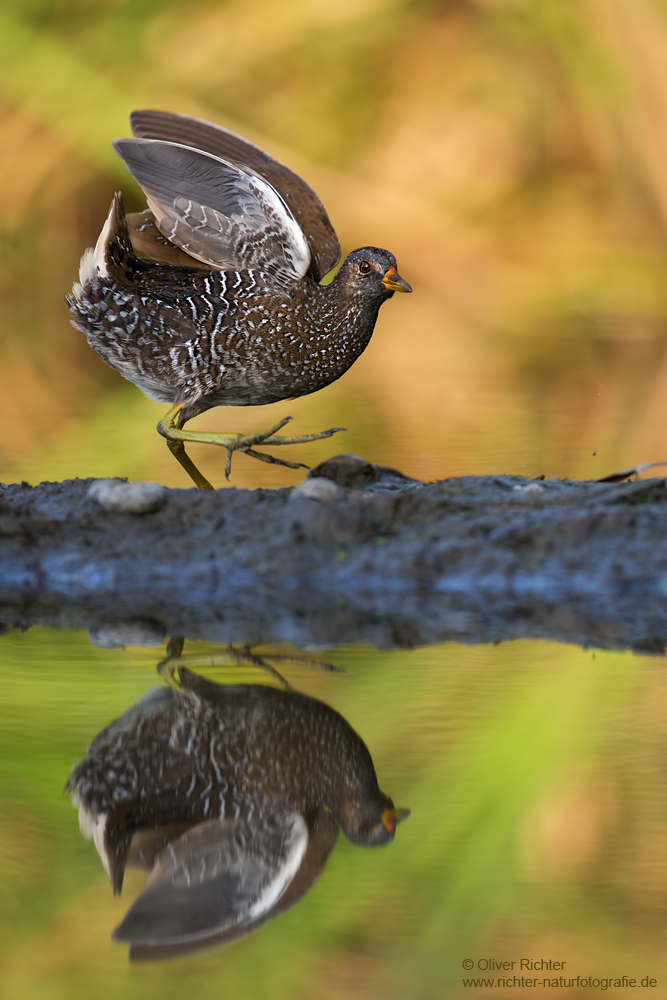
[381, 807, 411, 834]
[382, 266, 412, 293]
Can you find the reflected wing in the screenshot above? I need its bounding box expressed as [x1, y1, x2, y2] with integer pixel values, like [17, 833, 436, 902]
[128, 807, 339, 961]
[130, 109, 341, 282]
[114, 137, 311, 289]
[113, 811, 308, 954]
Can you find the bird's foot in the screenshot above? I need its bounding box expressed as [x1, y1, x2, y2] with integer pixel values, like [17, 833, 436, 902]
[157, 404, 345, 488]
[156, 638, 341, 690]
[236, 417, 346, 476]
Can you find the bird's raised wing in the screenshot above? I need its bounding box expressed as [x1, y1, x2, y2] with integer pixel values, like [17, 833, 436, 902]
[114, 137, 312, 290]
[130, 109, 341, 282]
[125, 208, 212, 270]
[112, 810, 309, 958]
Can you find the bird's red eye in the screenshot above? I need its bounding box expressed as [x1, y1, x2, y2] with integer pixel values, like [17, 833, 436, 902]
[359, 260, 371, 274]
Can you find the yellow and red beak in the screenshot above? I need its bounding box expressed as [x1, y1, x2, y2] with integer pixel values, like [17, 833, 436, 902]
[381, 806, 411, 834]
[382, 266, 412, 293]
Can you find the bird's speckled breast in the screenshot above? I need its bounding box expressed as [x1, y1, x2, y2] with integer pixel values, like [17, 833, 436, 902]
[70, 260, 380, 414]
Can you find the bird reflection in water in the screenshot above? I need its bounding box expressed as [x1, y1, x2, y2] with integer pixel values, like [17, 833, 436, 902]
[66, 640, 410, 960]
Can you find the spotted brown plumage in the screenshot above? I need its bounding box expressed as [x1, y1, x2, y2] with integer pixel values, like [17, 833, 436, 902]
[66, 667, 410, 959]
[67, 110, 412, 488]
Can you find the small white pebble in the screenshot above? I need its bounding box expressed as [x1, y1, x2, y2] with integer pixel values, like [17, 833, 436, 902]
[290, 478, 344, 502]
[87, 479, 167, 514]
[512, 482, 545, 494]
[88, 621, 167, 649]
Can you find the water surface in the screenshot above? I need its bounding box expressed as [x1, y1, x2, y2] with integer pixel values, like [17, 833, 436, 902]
[2, 628, 666, 998]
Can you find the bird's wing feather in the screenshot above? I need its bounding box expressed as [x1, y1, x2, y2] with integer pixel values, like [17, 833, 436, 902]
[112, 811, 308, 951]
[130, 109, 341, 282]
[126, 209, 212, 269]
[113, 137, 312, 289]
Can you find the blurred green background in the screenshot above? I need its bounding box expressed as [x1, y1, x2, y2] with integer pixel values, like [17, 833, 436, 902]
[4, 0, 667, 488]
[3, 631, 667, 999]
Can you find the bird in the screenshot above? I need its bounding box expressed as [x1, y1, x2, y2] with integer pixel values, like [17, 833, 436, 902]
[67, 109, 412, 488]
[66, 664, 410, 959]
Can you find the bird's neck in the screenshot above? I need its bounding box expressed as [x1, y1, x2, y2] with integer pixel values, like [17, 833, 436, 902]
[318, 276, 384, 338]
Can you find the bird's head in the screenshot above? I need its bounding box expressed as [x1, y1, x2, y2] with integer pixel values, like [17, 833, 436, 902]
[334, 247, 412, 302]
[340, 790, 411, 847]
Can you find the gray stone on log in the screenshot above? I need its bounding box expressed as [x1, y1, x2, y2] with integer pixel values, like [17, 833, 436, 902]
[88, 619, 167, 649]
[88, 479, 167, 515]
[291, 478, 345, 502]
[308, 454, 421, 491]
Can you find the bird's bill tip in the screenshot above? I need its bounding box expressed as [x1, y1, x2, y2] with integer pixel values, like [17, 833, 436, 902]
[382, 266, 412, 293]
[381, 807, 411, 833]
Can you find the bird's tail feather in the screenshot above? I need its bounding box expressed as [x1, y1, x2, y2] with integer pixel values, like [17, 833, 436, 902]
[70, 192, 135, 302]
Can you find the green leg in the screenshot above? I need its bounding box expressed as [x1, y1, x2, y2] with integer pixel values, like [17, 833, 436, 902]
[166, 438, 215, 490]
[157, 404, 345, 488]
[157, 637, 186, 690]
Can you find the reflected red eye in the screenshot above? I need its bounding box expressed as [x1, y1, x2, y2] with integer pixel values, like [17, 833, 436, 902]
[359, 260, 371, 274]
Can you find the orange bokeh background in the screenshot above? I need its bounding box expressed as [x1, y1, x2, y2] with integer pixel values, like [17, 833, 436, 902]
[4, 1, 667, 489]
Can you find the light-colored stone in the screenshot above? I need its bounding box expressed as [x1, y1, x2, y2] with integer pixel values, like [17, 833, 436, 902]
[88, 620, 167, 649]
[512, 482, 546, 494]
[87, 478, 167, 514]
[290, 477, 345, 502]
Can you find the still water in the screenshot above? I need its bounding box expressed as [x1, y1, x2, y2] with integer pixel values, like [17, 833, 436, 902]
[2, 626, 666, 998]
